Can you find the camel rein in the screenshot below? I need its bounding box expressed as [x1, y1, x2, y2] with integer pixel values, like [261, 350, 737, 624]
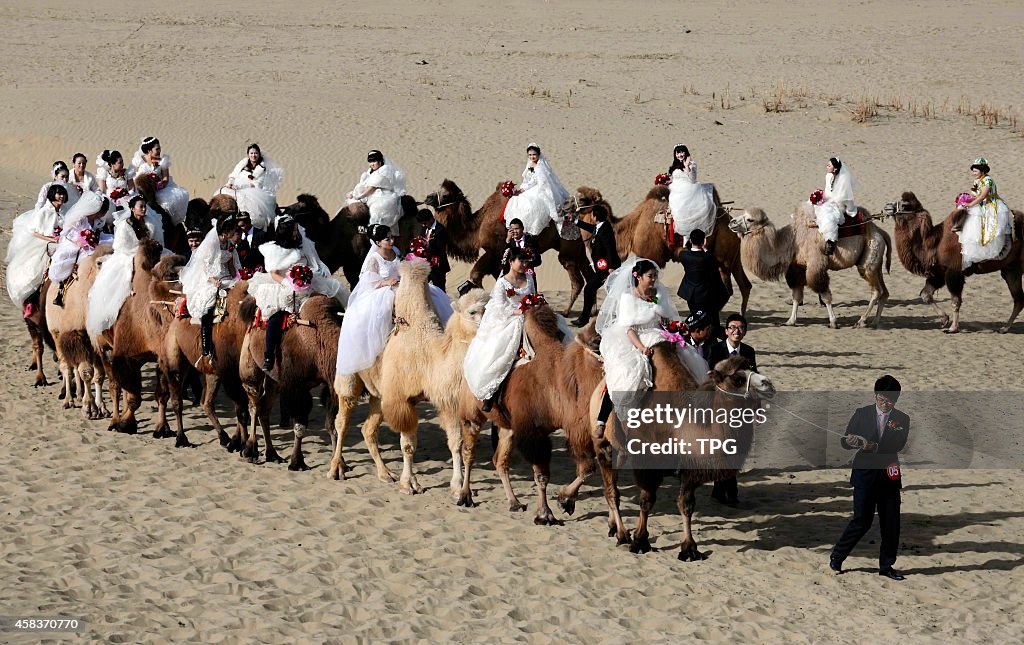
[574, 334, 603, 362]
[714, 370, 755, 400]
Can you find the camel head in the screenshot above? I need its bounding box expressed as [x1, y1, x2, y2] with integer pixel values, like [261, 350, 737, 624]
[728, 207, 771, 237]
[137, 239, 165, 272]
[562, 186, 613, 241]
[151, 251, 187, 283]
[709, 356, 776, 401]
[454, 287, 488, 326]
[398, 256, 432, 284]
[897, 191, 924, 214]
[524, 303, 567, 345]
[279, 194, 330, 241]
[424, 179, 468, 225]
[208, 193, 238, 220]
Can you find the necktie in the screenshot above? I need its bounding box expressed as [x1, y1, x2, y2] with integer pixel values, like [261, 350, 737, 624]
[731, 348, 739, 356]
[878, 413, 886, 442]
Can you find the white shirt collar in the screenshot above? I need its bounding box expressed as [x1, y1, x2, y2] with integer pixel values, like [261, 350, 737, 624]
[725, 339, 741, 353]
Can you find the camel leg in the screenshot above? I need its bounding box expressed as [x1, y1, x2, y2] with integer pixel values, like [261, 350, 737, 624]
[361, 395, 398, 483]
[556, 452, 596, 516]
[944, 272, 965, 334]
[287, 389, 313, 471]
[109, 357, 140, 434]
[676, 479, 706, 561]
[456, 421, 479, 508]
[821, 290, 838, 329]
[168, 369, 192, 448]
[31, 328, 48, 387]
[998, 266, 1024, 333]
[439, 411, 464, 500]
[258, 390, 283, 464]
[470, 250, 501, 288]
[92, 359, 110, 419]
[630, 470, 662, 554]
[329, 390, 359, 481]
[200, 375, 232, 448]
[60, 358, 74, 410]
[494, 426, 526, 512]
[733, 266, 752, 317]
[596, 446, 630, 545]
[152, 371, 174, 439]
[397, 429, 424, 495]
[784, 286, 803, 326]
[920, 278, 950, 328]
[532, 462, 558, 526]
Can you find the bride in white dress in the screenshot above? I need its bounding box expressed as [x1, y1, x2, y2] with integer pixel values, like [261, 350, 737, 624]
[6, 184, 68, 313]
[180, 217, 242, 361]
[463, 247, 538, 410]
[69, 153, 98, 196]
[49, 192, 110, 304]
[34, 161, 80, 212]
[667, 144, 717, 242]
[95, 150, 136, 210]
[346, 150, 407, 228]
[958, 157, 1015, 268]
[86, 196, 162, 338]
[812, 157, 857, 255]
[593, 256, 709, 437]
[132, 136, 190, 225]
[249, 214, 349, 370]
[503, 143, 571, 238]
[335, 224, 454, 376]
[218, 143, 283, 231]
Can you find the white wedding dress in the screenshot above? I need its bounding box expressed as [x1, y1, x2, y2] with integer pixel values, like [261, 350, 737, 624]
[502, 155, 570, 237]
[35, 180, 81, 212]
[180, 228, 240, 322]
[959, 177, 1014, 268]
[669, 163, 717, 238]
[249, 231, 348, 319]
[597, 257, 708, 413]
[335, 248, 454, 376]
[463, 274, 537, 401]
[5, 200, 62, 306]
[95, 155, 135, 211]
[86, 214, 159, 337]
[48, 192, 107, 284]
[217, 157, 284, 230]
[348, 159, 407, 228]
[813, 165, 857, 243]
[68, 171, 98, 196]
[132, 151, 190, 225]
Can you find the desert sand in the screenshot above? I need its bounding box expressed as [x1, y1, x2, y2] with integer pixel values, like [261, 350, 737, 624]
[1, 0, 1023, 642]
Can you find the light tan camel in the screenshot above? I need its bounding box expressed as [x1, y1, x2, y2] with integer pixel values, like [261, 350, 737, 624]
[573, 185, 752, 315]
[593, 355, 775, 559]
[44, 246, 111, 419]
[729, 204, 891, 328]
[331, 260, 488, 500]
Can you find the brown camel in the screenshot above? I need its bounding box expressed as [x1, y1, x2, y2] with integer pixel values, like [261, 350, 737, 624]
[425, 179, 596, 317]
[594, 355, 775, 559]
[331, 261, 487, 499]
[282, 193, 419, 288]
[161, 281, 254, 451]
[573, 185, 752, 315]
[44, 246, 112, 419]
[95, 241, 184, 442]
[889, 192, 1024, 333]
[20, 279, 55, 387]
[460, 304, 605, 524]
[238, 295, 343, 469]
[729, 204, 892, 328]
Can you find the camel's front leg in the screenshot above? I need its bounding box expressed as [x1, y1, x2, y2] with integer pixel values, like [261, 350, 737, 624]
[821, 290, 838, 329]
[556, 450, 596, 516]
[596, 444, 630, 545]
[440, 411, 464, 500]
[457, 421, 480, 508]
[360, 395, 397, 483]
[329, 391, 358, 480]
[676, 479, 706, 561]
[152, 372, 174, 439]
[397, 429, 423, 495]
[60, 359, 74, 410]
[998, 266, 1024, 333]
[630, 474, 658, 554]
[532, 461, 559, 526]
[494, 426, 526, 512]
[784, 286, 803, 326]
[919, 278, 950, 328]
[561, 261, 586, 316]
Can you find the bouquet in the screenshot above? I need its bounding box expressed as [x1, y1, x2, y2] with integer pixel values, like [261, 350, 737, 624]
[286, 264, 313, 292]
[505, 287, 516, 297]
[955, 192, 973, 208]
[518, 292, 547, 312]
[237, 266, 262, 281]
[404, 236, 439, 266]
[109, 187, 129, 201]
[809, 189, 826, 206]
[148, 172, 168, 191]
[52, 226, 62, 238]
[659, 319, 688, 346]
[654, 173, 672, 186]
[499, 180, 520, 198]
[78, 228, 99, 250]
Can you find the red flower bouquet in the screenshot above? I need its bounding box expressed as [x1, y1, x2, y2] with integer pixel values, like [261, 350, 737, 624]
[505, 288, 516, 297]
[654, 173, 672, 186]
[660, 319, 688, 345]
[78, 229, 99, 250]
[237, 266, 262, 281]
[499, 180, 519, 198]
[52, 226, 62, 238]
[286, 264, 313, 292]
[109, 187, 129, 201]
[518, 292, 547, 312]
[809, 189, 826, 206]
[955, 192, 973, 208]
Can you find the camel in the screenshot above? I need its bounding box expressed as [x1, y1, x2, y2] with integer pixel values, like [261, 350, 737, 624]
[889, 192, 1024, 333]
[459, 305, 605, 524]
[729, 204, 892, 328]
[238, 295, 343, 469]
[573, 185, 752, 315]
[94, 241, 184, 442]
[282, 193, 420, 288]
[593, 355, 775, 559]
[331, 260, 488, 500]
[161, 281, 254, 451]
[44, 246, 112, 419]
[20, 280, 55, 388]
[424, 179, 596, 317]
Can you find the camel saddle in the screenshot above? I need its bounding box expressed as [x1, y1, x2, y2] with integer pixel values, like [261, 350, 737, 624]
[837, 212, 867, 239]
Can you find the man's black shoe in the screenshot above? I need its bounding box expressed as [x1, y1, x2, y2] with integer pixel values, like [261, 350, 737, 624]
[829, 557, 843, 574]
[571, 317, 589, 328]
[879, 568, 905, 581]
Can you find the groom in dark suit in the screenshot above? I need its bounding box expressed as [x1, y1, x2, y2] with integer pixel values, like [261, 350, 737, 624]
[830, 375, 911, 581]
[573, 209, 620, 327]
